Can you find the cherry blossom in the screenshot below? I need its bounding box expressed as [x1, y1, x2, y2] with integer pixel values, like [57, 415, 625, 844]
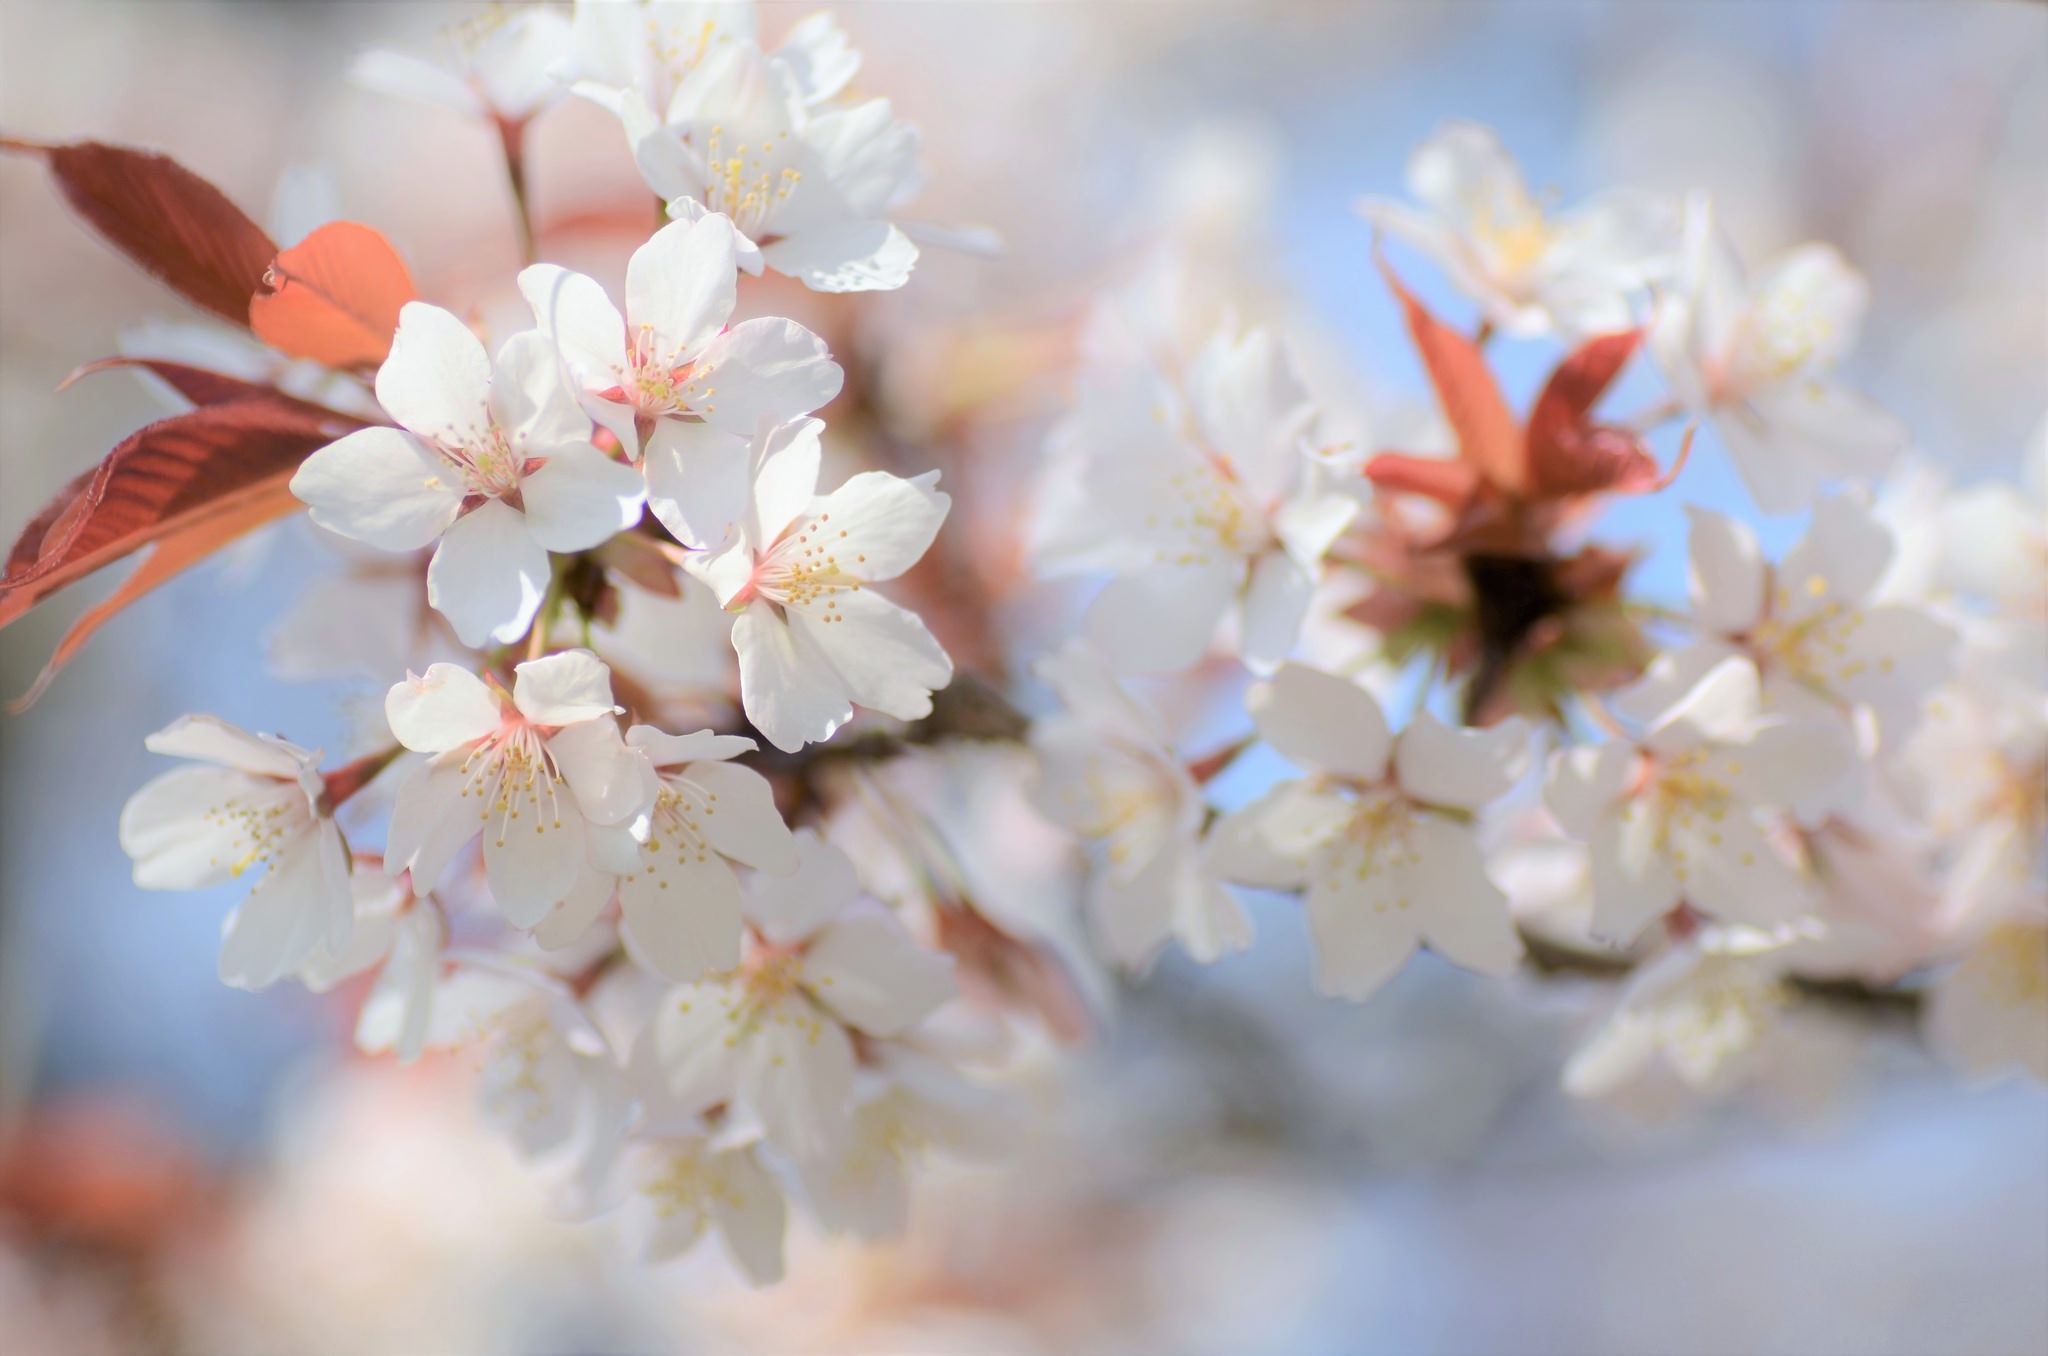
[383, 650, 649, 923]
[1924, 912, 2048, 1084]
[299, 864, 446, 1064]
[290, 303, 645, 646]
[1358, 120, 1679, 338]
[1563, 937, 1791, 1100]
[617, 39, 925, 291]
[1650, 198, 1906, 514]
[562, 1, 857, 126]
[1622, 498, 1955, 752]
[119, 715, 354, 992]
[686, 417, 953, 752]
[350, 6, 575, 125]
[652, 832, 956, 1158]
[1028, 641, 1249, 969]
[610, 1134, 788, 1282]
[574, 726, 800, 981]
[1546, 658, 1853, 943]
[1033, 325, 1356, 675]
[518, 211, 842, 544]
[1208, 663, 1531, 1000]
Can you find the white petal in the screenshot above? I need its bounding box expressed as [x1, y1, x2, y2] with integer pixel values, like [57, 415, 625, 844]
[797, 469, 947, 583]
[386, 663, 501, 753]
[685, 760, 797, 873]
[789, 587, 952, 724]
[643, 418, 754, 550]
[520, 442, 645, 553]
[348, 48, 478, 112]
[620, 850, 744, 982]
[376, 302, 493, 445]
[1686, 505, 1767, 634]
[490, 330, 593, 454]
[534, 865, 616, 951]
[1304, 852, 1421, 1001]
[1589, 802, 1682, 942]
[1543, 743, 1639, 839]
[739, 1004, 855, 1158]
[1205, 798, 1313, 892]
[290, 428, 464, 551]
[745, 828, 858, 945]
[626, 213, 737, 364]
[746, 416, 824, 547]
[733, 601, 851, 753]
[142, 714, 310, 779]
[217, 830, 339, 991]
[1645, 656, 1762, 752]
[1672, 814, 1809, 927]
[805, 914, 955, 1037]
[121, 767, 296, 890]
[1394, 709, 1530, 811]
[513, 647, 618, 726]
[1782, 491, 1894, 606]
[654, 982, 745, 1113]
[427, 501, 550, 647]
[1248, 662, 1391, 781]
[482, 785, 586, 928]
[547, 718, 647, 827]
[517, 263, 630, 397]
[1409, 816, 1522, 975]
[1086, 560, 1240, 675]
[693, 318, 843, 434]
[384, 751, 478, 892]
[1238, 551, 1316, 674]
[627, 727, 756, 768]
[760, 220, 917, 293]
[711, 1149, 789, 1285]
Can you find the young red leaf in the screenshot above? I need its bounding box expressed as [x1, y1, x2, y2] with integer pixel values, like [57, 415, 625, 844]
[1375, 250, 1525, 496]
[0, 394, 363, 631]
[1363, 452, 1483, 508]
[8, 481, 300, 711]
[1, 137, 276, 326]
[249, 221, 419, 368]
[1524, 330, 1658, 498]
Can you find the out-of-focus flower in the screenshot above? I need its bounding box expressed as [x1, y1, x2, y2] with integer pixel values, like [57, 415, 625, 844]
[1903, 660, 2048, 926]
[1034, 326, 1354, 675]
[1359, 120, 1680, 338]
[1210, 663, 1530, 999]
[1925, 913, 2048, 1083]
[610, 1134, 788, 1283]
[1029, 641, 1249, 970]
[1546, 658, 1851, 942]
[290, 304, 645, 646]
[518, 212, 842, 543]
[351, 6, 576, 126]
[383, 650, 647, 921]
[562, 1, 857, 122]
[119, 716, 353, 991]
[1651, 197, 1907, 513]
[687, 418, 952, 752]
[1563, 936, 1791, 1099]
[653, 832, 955, 1158]
[298, 864, 447, 1063]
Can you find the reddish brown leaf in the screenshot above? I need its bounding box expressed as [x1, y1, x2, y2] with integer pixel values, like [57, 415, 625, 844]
[1, 137, 276, 326]
[1375, 251, 1525, 496]
[0, 395, 364, 632]
[249, 221, 418, 368]
[61, 357, 298, 409]
[1525, 329, 1648, 496]
[9, 482, 299, 711]
[1364, 452, 1483, 508]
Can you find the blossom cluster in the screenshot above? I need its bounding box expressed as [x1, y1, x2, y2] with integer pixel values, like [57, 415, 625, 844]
[1, 0, 2037, 1295]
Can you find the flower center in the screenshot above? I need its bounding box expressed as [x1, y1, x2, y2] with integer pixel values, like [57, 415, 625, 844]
[436, 427, 526, 501]
[697, 124, 800, 238]
[1319, 787, 1421, 909]
[1748, 573, 1880, 698]
[625, 329, 716, 419]
[457, 719, 569, 849]
[203, 781, 314, 881]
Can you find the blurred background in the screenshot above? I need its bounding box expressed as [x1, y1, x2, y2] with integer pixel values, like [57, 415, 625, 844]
[2, 2, 2044, 1352]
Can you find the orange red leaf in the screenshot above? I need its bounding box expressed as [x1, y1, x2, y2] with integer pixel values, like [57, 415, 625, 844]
[249, 221, 418, 368]
[1375, 250, 1525, 496]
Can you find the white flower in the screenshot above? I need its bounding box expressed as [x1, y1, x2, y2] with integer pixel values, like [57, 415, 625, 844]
[1208, 663, 1530, 1000]
[1903, 661, 2048, 926]
[1925, 914, 2048, 1084]
[687, 417, 953, 753]
[795, 1051, 1012, 1241]
[383, 650, 649, 922]
[1028, 641, 1249, 969]
[1630, 498, 1955, 751]
[299, 864, 446, 1064]
[1546, 658, 1853, 944]
[620, 39, 923, 292]
[1940, 417, 2047, 637]
[1033, 326, 1356, 675]
[611, 1134, 788, 1283]
[119, 715, 353, 992]
[1358, 120, 1679, 338]
[580, 725, 800, 981]
[518, 213, 843, 546]
[1563, 940, 1790, 1099]
[290, 303, 645, 647]
[561, 1, 857, 125]
[350, 6, 576, 124]
[653, 831, 955, 1158]
[1650, 197, 1906, 514]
